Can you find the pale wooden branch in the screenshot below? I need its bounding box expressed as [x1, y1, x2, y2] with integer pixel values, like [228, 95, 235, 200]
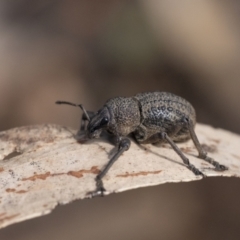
[0, 124, 239, 229]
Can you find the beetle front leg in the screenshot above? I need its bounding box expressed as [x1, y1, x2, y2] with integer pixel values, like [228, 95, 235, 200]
[76, 110, 95, 142]
[79, 110, 95, 132]
[185, 118, 228, 171]
[88, 138, 131, 198]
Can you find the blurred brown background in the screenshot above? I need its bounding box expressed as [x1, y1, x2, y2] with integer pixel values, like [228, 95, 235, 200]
[0, 1, 240, 240]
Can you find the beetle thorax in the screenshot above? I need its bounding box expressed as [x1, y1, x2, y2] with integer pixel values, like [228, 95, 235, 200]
[105, 97, 141, 137]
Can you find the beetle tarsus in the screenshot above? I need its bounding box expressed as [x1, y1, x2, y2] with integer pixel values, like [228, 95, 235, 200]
[200, 155, 228, 171]
[188, 163, 205, 177]
[87, 178, 106, 198]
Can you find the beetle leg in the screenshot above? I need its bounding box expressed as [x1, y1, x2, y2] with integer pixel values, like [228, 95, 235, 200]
[88, 138, 131, 197]
[75, 110, 96, 142]
[184, 118, 228, 171]
[79, 110, 95, 131]
[159, 132, 205, 177]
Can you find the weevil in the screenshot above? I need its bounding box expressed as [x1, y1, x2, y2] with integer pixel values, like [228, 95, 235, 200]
[56, 92, 228, 197]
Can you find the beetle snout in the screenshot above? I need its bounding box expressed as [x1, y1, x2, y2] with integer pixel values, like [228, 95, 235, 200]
[86, 107, 110, 139]
[88, 128, 102, 139]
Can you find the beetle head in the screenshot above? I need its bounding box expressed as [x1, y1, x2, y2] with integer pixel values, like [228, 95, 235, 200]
[87, 107, 110, 139]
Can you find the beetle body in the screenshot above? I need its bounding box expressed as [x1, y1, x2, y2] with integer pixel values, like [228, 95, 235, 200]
[94, 92, 196, 144]
[56, 91, 228, 197]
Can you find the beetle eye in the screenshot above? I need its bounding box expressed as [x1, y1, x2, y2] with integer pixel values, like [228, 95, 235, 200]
[101, 117, 109, 125]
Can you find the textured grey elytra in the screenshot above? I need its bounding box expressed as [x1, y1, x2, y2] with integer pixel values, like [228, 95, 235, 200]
[133, 92, 196, 143]
[56, 91, 228, 197]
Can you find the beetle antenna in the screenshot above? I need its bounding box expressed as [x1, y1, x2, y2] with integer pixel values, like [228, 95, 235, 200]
[56, 101, 90, 121]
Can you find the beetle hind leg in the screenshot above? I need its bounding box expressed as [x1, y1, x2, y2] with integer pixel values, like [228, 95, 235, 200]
[159, 132, 205, 177]
[184, 118, 228, 171]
